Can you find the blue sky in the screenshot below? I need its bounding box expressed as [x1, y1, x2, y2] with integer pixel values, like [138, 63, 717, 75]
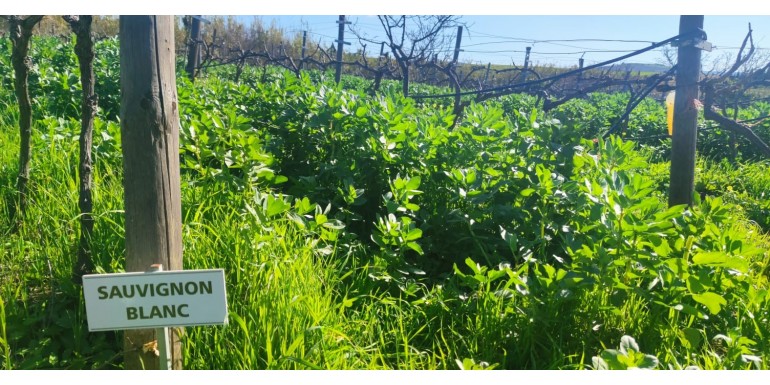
[15, 1, 770, 68]
[244, 15, 770, 68]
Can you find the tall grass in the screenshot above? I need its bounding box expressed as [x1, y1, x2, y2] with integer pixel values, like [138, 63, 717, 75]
[3, 110, 770, 369]
[0, 123, 460, 369]
[2, 40, 770, 369]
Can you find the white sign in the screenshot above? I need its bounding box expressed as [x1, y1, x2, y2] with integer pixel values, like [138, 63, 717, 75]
[82, 269, 228, 331]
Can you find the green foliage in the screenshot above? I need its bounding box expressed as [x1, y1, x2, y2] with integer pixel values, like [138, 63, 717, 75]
[593, 335, 659, 369]
[696, 158, 770, 231]
[1, 35, 769, 371]
[699, 102, 770, 162]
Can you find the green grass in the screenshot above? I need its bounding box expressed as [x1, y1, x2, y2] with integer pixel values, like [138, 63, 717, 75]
[2, 36, 770, 370]
[690, 158, 770, 235]
[0, 123, 460, 369]
[3, 101, 770, 370]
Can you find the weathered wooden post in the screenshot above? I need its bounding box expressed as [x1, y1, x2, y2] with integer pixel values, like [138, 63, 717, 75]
[334, 15, 350, 84]
[668, 15, 704, 207]
[185, 15, 201, 81]
[578, 58, 584, 77]
[299, 30, 307, 71]
[402, 59, 410, 97]
[452, 26, 463, 64]
[482, 62, 491, 89]
[520, 46, 531, 85]
[119, 15, 183, 370]
[450, 26, 464, 115]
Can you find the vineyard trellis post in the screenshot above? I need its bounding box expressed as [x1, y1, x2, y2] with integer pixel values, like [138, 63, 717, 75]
[482, 62, 491, 89]
[119, 15, 184, 370]
[335, 15, 351, 84]
[668, 15, 705, 207]
[578, 58, 584, 77]
[520, 46, 531, 85]
[450, 26, 464, 115]
[299, 30, 307, 71]
[185, 15, 202, 81]
[452, 26, 463, 63]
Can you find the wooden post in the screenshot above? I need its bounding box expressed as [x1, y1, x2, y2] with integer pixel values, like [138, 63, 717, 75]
[299, 30, 307, 71]
[668, 15, 704, 207]
[119, 15, 183, 370]
[577, 57, 585, 85]
[377, 42, 385, 66]
[147, 264, 172, 370]
[209, 28, 218, 64]
[7, 15, 43, 229]
[520, 46, 531, 85]
[185, 15, 201, 81]
[729, 98, 738, 163]
[452, 26, 463, 64]
[334, 15, 349, 84]
[301, 31, 307, 59]
[63, 15, 97, 281]
[483, 62, 491, 88]
[402, 59, 409, 97]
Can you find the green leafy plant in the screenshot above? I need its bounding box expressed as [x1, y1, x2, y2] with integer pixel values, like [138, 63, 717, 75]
[593, 335, 659, 370]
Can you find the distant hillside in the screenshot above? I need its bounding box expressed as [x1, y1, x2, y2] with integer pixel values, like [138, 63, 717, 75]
[603, 62, 671, 74]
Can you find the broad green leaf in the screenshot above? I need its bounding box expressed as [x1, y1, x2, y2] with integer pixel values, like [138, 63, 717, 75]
[405, 228, 422, 241]
[692, 251, 748, 273]
[691, 292, 727, 315]
[686, 275, 708, 293]
[673, 303, 709, 319]
[681, 328, 703, 350]
[520, 188, 535, 197]
[619, 335, 640, 355]
[598, 349, 626, 370]
[637, 354, 659, 369]
[406, 241, 424, 255]
[404, 203, 420, 211]
[592, 356, 609, 370]
[405, 176, 421, 191]
[692, 251, 726, 266]
[465, 258, 483, 275]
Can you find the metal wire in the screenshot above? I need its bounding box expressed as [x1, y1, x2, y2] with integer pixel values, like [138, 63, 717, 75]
[411, 30, 695, 100]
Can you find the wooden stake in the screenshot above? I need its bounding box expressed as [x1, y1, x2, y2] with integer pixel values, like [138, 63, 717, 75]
[299, 30, 307, 71]
[335, 15, 346, 83]
[119, 15, 183, 370]
[668, 15, 704, 207]
[577, 57, 585, 86]
[452, 26, 463, 64]
[185, 15, 201, 81]
[520, 46, 531, 85]
[148, 264, 172, 370]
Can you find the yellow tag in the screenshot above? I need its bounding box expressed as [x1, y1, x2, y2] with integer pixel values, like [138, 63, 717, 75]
[142, 340, 159, 357]
[666, 91, 675, 136]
